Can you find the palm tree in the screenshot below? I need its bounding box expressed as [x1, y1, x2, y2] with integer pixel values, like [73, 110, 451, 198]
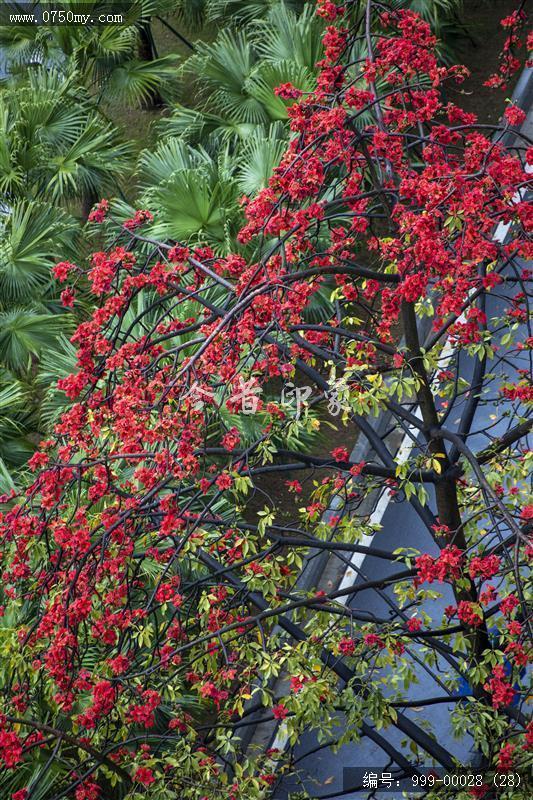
[0, 68, 134, 212]
[206, 0, 306, 25]
[0, 63, 134, 485]
[110, 118, 292, 254]
[108, 137, 241, 252]
[131, 3, 323, 254]
[162, 4, 322, 144]
[0, 1, 181, 108]
[0, 200, 79, 486]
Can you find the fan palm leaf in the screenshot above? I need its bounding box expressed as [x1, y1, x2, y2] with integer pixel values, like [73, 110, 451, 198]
[253, 3, 324, 70]
[41, 117, 133, 202]
[0, 307, 73, 373]
[144, 168, 236, 244]
[0, 201, 78, 304]
[184, 29, 268, 124]
[172, 0, 209, 30]
[206, 0, 306, 25]
[167, 6, 322, 136]
[158, 105, 256, 144]
[0, 69, 134, 204]
[21, 68, 89, 138]
[0, 99, 25, 196]
[246, 60, 316, 120]
[192, 29, 257, 94]
[101, 54, 179, 107]
[0, 2, 178, 106]
[235, 121, 287, 195]
[0, 378, 29, 470]
[36, 335, 77, 429]
[137, 136, 213, 185]
[135, 137, 242, 250]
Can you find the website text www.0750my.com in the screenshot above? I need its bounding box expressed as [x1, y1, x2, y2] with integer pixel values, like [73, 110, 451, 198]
[9, 9, 124, 25]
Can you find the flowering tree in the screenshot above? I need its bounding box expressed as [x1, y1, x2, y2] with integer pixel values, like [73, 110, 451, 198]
[0, 2, 531, 799]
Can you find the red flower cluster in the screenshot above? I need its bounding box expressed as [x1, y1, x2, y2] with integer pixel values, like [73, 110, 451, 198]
[123, 209, 154, 231]
[415, 546, 464, 584]
[87, 198, 109, 223]
[274, 82, 303, 99]
[483, 666, 515, 709]
[52, 261, 77, 282]
[468, 554, 501, 580]
[457, 601, 484, 628]
[484, 10, 528, 89]
[0, 1, 529, 792]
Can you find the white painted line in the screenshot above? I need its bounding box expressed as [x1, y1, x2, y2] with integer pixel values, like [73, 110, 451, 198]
[335, 168, 531, 600]
[268, 143, 531, 756]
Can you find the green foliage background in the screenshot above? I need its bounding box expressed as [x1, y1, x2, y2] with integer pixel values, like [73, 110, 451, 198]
[0, 0, 465, 484]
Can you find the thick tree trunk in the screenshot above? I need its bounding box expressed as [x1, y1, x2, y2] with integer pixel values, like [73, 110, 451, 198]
[138, 23, 164, 109]
[81, 189, 98, 222]
[401, 300, 489, 671]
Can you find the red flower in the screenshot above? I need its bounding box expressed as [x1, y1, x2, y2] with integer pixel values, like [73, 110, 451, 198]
[88, 199, 109, 223]
[468, 554, 501, 580]
[500, 594, 519, 617]
[215, 473, 233, 490]
[27, 451, 49, 472]
[290, 675, 307, 693]
[506, 620, 522, 637]
[338, 636, 356, 655]
[416, 546, 464, 584]
[0, 730, 22, 768]
[457, 601, 483, 628]
[60, 288, 76, 308]
[331, 447, 349, 462]
[504, 105, 526, 126]
[272, 704, 289, 720]
[134, 766, 156, 786]
[274, 83, 303, 100]
[349, 462, 365, 476]
[469, 786, 488, 798]
[75, 781, 100, 800]
[364, 633, 385, 649]
[483, 666, 515, 709]
[285, 479, 302, 493]
[52, 261, 77, 282]
[525, 721, 533, 750]
[221, 427, 240, 451]
[497, 742, 516, 772]
[123, 209, 154, 231]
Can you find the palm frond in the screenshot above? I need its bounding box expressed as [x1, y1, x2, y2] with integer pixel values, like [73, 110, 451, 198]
[186, 28, 258, 97]
[143, 167, 236, 245]
[103, 54, 179, 106]
[0, 457, 18, 495]
[37, 335, 77, 429]
[235, 122, 287, 195]
[172, 0, 209, 30]
[158, 105, 256, 145]
[0, 307, 72, 372]
[0, 22, 41, 66]
[43, 116, 134, 201]
[137, 136, 212, 187]
[206, 0, 306, 25]
[246, 60, 316, 121]
[0, 378, 26, 412]
[253, 3, 325, 70]
[0, 201, 78, 304]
